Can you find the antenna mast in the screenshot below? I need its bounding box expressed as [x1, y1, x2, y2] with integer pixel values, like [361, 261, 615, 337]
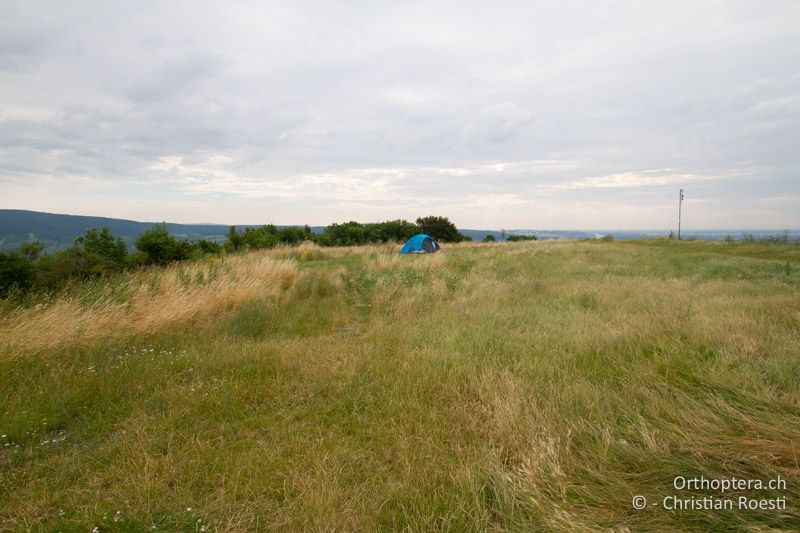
[678, 189, 684, 240]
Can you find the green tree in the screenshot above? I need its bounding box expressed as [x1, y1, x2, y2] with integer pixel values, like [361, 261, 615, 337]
[363, 219, 418, 243]
[225, 226, 243, 252]
[319, 221, 366, 246]
[482, 234, 496, 242]
[191, 239, 223, 259]
[273, 225, 313, 245]
[507, 235, 538, 242]
[225, 225, 313, 251]
[241, 225, 280, 249]
[32, 228, 129, 289]
[415, 216, 466, 242]
[135, 223, 190, 265]
[16, 241, 45, 262]
[0, 250, 35, 298]
[75, 227, 128, 269]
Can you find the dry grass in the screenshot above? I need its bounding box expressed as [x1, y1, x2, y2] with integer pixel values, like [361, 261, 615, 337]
[0, 252, 298, 353]
[1, 239, 799, 531]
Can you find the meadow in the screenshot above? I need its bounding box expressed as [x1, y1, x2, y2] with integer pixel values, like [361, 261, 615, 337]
[1, 239, 798, 531]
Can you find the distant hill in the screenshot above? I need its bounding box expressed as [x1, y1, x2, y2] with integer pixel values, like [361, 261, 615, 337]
[1, 209, 797, 252]
[0, 210, 293, 253]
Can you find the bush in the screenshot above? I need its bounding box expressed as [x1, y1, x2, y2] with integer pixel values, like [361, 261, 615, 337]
[482, 235, 496, 242]
[226, 225, 314, 251]
[32, 228, 129, 290]
[135, 223, 191, 265]
[190, 239, 223, 259]
[415, 216, 466, 242]
[225, 226, 243, 252]
[317, 220, 416, 246]
[317, 221, 366, 246]
[75, 227, 128, 268]
[363, 219, 418, 243]
[506, 235, 538, 242]
[0, 251, 35, 298]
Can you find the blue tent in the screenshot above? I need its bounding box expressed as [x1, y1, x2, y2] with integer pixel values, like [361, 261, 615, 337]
[400, 234, 441, 254]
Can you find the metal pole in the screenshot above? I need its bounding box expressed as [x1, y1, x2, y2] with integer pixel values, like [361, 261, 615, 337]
[678, 189, 684, 240]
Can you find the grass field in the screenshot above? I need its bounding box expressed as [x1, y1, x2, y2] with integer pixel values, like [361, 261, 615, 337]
[1, 239, 799, 531]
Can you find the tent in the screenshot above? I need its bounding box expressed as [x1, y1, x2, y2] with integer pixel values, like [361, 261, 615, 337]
[400, 234, 441, 254]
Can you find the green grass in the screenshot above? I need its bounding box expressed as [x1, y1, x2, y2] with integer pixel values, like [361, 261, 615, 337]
[1, 240, 799, 531]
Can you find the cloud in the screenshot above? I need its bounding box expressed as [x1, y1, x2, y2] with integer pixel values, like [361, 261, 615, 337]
[461, 102, 539, 145]
[551, 170, 733, 191]
[0, 1, 798, 228]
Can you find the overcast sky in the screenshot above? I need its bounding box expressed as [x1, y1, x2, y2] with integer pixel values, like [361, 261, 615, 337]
[1, 1, 798, 229]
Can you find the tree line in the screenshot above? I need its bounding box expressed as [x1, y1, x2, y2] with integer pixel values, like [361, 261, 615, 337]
[0, 216, 467, 298]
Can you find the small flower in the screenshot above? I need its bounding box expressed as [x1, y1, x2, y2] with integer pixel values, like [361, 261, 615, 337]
[186, 507, 193, 512]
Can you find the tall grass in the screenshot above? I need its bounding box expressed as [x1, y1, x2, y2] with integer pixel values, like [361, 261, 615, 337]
[0, 253, 298, 353]
[1, 240, 798, 531]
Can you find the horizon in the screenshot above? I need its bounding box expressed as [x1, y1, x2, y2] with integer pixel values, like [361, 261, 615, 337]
[1, 2, 799, 228]
[3, 208, 799, 233]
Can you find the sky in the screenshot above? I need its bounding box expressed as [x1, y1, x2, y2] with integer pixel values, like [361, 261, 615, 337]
[1, 1, 799, 229]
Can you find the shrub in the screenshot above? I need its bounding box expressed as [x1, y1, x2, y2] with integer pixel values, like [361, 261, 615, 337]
[135, 223, 191, 265]
[0, 251, 35, 297]
[225, 226, 243, 251]
[415, 215, 466, 242]
[75, 227, 128, 268]
[226, 225, 314, 251]
[190, 239, 223, 259]
[32, 228, 129, 289]
[363, 219, 418, 243]
[318, 221, 366, 246]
